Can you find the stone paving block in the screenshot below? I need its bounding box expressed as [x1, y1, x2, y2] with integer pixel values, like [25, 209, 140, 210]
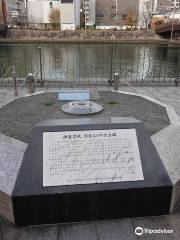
[152, 126, 180, 185]
[96, 219, 137, 240]
[150, 93, 168, 99]
[169, 205, 180, 239]
[120, 87, 138, 93]
[58, 222, 97, 240]
[0, 93, 6, 99]
[168, 104, 180, 115]
[132, 216, 176, 240]
[157, 88, 175, 94]
[166, 94, 180, 100]
[172, 91, 180, 96]
[154, 97, 171, 102]
[132, 90, 151, 96]
[152, 125, 180, 210]
[0, 134, 27, 223]
[17, 225, 58, 240]
[0, 134, 27, 195]
[0, 221, 19, 240]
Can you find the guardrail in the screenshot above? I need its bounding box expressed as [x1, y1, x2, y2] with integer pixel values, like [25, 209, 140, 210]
[0, 44, 179, 87]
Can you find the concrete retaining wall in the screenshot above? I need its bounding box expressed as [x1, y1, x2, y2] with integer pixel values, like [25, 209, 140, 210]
[7, 29, 161, 41]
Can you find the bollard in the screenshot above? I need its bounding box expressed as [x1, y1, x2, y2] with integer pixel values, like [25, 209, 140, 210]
[175, 72, 180, 86]
[26, 73, 35, 94]
[12, 66, 18, 96]
[114, 72, 119, 90]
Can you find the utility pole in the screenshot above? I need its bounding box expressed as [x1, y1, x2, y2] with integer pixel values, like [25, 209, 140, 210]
[108, 46, 114, 85]
[116, 0, 118, 24]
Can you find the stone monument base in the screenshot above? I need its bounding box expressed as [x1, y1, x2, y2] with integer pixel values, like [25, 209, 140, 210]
[12, 118, 172, 226]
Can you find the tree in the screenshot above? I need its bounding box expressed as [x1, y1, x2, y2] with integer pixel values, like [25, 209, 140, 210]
[126, 10, 138, 29]
[49, 8, 60, 30]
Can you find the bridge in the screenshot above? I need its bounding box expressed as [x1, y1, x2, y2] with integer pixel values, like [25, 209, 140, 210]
[155, 20, 180, 37]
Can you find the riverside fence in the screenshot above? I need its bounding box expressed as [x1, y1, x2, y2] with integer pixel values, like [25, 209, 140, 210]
[0, 44, 180, 87]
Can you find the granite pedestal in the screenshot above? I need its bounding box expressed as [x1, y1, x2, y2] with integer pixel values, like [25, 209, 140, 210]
[12, 118, 172, 226]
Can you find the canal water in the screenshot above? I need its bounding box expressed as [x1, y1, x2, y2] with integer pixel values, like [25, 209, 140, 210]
[0, 44, 179, 84]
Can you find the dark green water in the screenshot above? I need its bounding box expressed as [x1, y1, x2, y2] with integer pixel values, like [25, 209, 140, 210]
[0, 44, 179, 83]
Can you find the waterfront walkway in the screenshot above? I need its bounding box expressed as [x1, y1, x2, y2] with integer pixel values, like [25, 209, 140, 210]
[0, 86, 180, 240]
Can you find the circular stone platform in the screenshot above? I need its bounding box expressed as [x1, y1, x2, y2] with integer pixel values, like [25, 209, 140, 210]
[0, 91, 170, 143]
[61, 101, 103, 115]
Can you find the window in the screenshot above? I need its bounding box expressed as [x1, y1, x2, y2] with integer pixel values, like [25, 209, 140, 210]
[50, 2, 53, 8]
[111, 14, 116, 18]
[122, 14, 127, 20]
[96, 14, 104, 21]
[61, 0, 73, 3]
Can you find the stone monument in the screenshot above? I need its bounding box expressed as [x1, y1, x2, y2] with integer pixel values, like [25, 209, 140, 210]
[12, 117, 172, 226]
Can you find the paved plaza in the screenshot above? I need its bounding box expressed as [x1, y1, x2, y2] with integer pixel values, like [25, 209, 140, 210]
[1, 86, 180, 116]
[0, 86, 180, 240]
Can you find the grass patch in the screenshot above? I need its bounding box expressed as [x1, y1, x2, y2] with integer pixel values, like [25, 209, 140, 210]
[44, 102, 54, 107]
[108, 101, 119, 105]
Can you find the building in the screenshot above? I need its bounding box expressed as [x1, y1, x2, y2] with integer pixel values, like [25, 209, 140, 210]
[142, 0, 157, 25]
[171, 0, 180, 9]
[156, 0, 171, 13]
[28, 0, 80, 30]
[156, 0, 180, 13]
[60, 0, 80, 29]
[28, 1, 61, 25]
[95, 0, 151, 28]
[169, 7, 180, 18]
[144, 0, 157, 13]
[1, 0, 26, 25]
[83, 0, 96, 27]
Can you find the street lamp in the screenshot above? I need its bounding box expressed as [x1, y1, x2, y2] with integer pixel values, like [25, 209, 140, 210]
[116, 0, 118, 24]
[37, 45, 43, 86]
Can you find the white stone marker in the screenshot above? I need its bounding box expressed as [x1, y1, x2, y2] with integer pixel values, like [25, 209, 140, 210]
[43, 129, 144, 187]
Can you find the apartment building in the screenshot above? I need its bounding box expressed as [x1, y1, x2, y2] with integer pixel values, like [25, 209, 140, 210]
[95, 0, 150, 27]
[144, 0, 157, 13]
[3, 0, 26, 24]
[171, 0, 180, 9]
[28, 0, 80, 30]
[83, 0, 96, 27]
[155, 0, 180, 13]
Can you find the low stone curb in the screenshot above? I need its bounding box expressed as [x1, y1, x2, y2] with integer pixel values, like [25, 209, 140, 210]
[114, 90, 180, 211]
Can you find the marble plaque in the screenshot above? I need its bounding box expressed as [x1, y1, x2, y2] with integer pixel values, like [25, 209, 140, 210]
[58, 91, 90, 101]
[43, 129, 144, 187]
